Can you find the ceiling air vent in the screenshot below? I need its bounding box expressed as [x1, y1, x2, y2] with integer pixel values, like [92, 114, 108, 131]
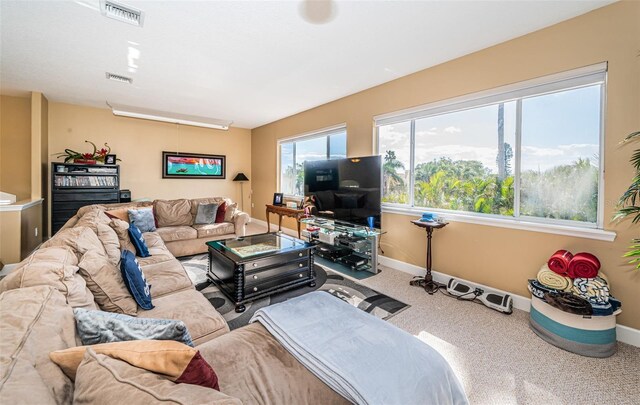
[100, 0, 144, 27]
[105, 72, 133, 84]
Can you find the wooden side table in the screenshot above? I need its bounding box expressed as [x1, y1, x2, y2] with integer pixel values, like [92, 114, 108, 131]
[265, 204, 305, 238]
[409, 219, 448, 294]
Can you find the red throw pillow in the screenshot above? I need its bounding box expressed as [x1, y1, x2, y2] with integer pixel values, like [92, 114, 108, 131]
[176, 351, 220, 390]
[215, 202, 226, 223]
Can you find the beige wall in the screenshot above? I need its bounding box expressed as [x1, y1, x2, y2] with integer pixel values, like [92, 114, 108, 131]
[48, 102, 252, 230]
[0, 95, 31, 200]
[252, 2, 640, 328]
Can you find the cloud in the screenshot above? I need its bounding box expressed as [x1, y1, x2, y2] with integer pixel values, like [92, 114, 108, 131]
[444, 126, 462, 134]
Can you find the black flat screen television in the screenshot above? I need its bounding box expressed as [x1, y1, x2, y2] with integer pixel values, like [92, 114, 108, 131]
[304, 155, 381, 228]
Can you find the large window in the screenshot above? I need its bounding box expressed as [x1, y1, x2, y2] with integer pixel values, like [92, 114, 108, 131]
[377, 64, 605, 228]
[279, 126, 347, 196]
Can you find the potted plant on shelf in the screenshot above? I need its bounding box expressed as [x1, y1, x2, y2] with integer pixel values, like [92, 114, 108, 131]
[614, 130, 640, 269]
[55, 140, 117, 164]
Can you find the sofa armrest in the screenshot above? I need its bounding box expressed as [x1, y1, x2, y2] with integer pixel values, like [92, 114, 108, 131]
[233, 211, 250, 237]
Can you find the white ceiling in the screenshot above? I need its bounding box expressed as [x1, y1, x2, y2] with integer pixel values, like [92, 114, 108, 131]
[0, 0, 613, 129]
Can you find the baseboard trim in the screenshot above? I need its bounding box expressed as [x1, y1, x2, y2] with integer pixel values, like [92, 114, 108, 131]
[378, 254, 640, 348]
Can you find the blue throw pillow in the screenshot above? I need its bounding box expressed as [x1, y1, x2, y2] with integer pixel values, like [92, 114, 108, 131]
[73, 308, 193, 347]
[128, 223, 150, 257]
[128, 207, 156, 232]
[120, 250, 153, 310]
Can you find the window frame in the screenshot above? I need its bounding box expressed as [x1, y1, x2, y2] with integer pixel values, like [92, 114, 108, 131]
[374, 63, 615, 241]
[277, 123, 347, 198]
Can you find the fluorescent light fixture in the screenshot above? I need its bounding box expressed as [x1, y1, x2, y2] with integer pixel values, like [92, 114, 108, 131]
[107, 102, 232, 130]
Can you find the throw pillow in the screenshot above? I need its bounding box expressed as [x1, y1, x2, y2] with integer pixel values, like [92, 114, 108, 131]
[128, 223, 150, 257]
[109, 218, 136, 253]
[72, 308, 193, 347]
[128, 208, 156, 232]
[51, 342, 219, 391]
[105, 207, 130, 222]
[120, 250, 153, 309]
[223, 200, 238, 222]
[77, 250, 138, 315]
[96, 223, 121, 266]
[194, 203, 219, 225]
[215, 201, 226, 223]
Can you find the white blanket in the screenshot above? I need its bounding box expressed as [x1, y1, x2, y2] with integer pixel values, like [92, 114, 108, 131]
[250, 291, 468, 405]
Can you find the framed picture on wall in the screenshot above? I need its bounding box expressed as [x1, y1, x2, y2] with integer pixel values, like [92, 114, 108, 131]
[162, 151, 226, 179]
[273, 193, 284, 206]
[105, 154, 117, 165]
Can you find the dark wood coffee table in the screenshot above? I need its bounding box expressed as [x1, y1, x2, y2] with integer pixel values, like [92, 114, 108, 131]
[206, 233, 315, 313]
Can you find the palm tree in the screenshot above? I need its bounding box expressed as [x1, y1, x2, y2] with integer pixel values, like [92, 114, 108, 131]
[615, 130, 640, 268]
[383, 150, 405, 196]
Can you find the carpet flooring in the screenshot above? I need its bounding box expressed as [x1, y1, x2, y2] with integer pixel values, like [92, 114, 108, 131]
[362, 265, 640, 405]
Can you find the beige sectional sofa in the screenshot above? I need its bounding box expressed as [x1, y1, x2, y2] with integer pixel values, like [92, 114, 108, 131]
[62, 197, 251, 258]
[0, 198, 346, 404]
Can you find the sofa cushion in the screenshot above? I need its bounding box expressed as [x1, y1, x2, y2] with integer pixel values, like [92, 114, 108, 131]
[128, 223, 151, 257]
[140, 259, 193, 298]
[197, 322, 349, 405]
[41, 226, 108, 260]
[0, 286, 78, 405]
[157, 225, 198, 242]
[193, 223, 235, 238]
[72, 349, 240, 405]
[72, 308, 192, 348]
[139, 289, 229, 345]
[140, 232, 174, 264]
[109, 218, 136, 253]
[128, 207, 156, 232]
[190, 197, 224, 218]
[155, 199, 193, 227]
[195, 203, 220, 225]
[97, 222, 121, 266]
[78, 250, 138, 316]
[0, 246, 96, 309]
[120, 250, 153, 310]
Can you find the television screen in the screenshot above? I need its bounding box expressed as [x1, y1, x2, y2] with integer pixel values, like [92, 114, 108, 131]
[304, 155, 381, 228]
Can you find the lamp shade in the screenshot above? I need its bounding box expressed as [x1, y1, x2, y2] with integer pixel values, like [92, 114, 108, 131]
[232, 172, 249, 182]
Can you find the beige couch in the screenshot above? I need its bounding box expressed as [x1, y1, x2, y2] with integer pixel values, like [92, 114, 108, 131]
[62, 197, 251, 257]
[0, 201, 345, 404]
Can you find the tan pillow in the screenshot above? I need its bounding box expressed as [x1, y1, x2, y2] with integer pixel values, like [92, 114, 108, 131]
[97, 223, 121, 265]
[109, 218, 136, 253]
[75, 209, 112, 234]
[72, 349, 240, 405]
[0, 247, 91, 307]
[41, 226, 107, 260]
[105, 207, 130, 223]
[223, 200, 238, 222]
[154, 199, 192, 227]
[51, 340, 197, 380]
[77, 250, 137, 315]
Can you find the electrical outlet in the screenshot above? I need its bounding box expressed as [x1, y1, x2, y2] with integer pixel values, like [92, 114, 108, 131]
[34, 227, 38, 237]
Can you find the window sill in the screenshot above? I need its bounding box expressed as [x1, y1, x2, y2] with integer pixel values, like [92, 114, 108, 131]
[382, 205, 617, 242]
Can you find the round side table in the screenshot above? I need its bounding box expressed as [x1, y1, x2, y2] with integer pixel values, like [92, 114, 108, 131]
[409, 219, 448, 294]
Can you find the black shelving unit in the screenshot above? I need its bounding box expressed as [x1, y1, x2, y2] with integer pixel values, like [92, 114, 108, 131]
[51, 162, 120, 234]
